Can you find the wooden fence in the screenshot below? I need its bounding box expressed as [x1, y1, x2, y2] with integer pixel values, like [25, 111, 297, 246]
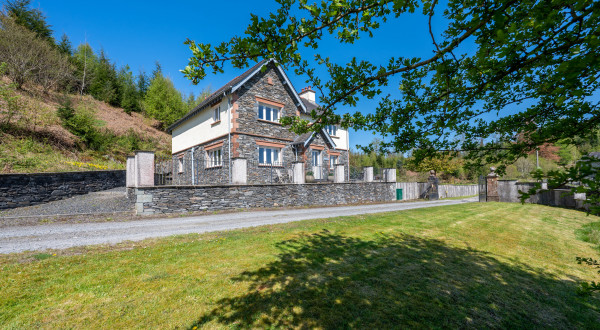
[395, 182, 478, 201]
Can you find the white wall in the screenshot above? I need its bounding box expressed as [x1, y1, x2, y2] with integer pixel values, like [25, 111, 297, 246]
[332, 127, 349, 150]
[171, 98, 229, 154]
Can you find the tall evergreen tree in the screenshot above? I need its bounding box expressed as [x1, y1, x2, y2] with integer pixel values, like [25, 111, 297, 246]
[117, 65, 140, 114]
[143, 72, 185, 129]
[56, 33, 72, 56]
[4, 0, 53, 42]
[88, 49, 120, 106]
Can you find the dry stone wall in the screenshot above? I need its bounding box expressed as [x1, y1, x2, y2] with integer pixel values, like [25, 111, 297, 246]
[134, 182, 395, 214]
[0, 170, 125, 209]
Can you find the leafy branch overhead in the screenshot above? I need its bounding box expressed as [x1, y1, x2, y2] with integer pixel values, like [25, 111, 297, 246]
[182, 0, 600, 167]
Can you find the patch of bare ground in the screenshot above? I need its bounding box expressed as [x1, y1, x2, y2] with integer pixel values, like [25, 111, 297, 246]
[76, 95, 170, 143]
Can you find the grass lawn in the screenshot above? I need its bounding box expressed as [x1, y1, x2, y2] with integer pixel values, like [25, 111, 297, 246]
[1, 202, 600, 328]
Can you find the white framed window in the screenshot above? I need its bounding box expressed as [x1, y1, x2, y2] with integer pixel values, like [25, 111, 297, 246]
[259, 147, 281, 165]
[207, 149, 222, 167]
[258, 104, 280, 123]
[311, 150, 322, 167]
[326, 125, 337, 136]
[213, 106, 221, 122]
[330, 155, 338, 169]
[177, 157, 184, 173]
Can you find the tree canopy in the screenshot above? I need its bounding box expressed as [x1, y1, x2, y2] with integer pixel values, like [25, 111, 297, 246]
[182, 0, 600, 170]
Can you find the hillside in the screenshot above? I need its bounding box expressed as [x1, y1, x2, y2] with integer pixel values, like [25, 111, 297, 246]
[0, 81, 171, 173]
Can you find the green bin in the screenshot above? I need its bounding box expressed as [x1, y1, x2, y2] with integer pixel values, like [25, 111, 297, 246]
[396, 188, 403, 201]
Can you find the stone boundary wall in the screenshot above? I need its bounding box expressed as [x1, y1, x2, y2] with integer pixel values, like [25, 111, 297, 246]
[0, 170, 126, 209]
[133, 182, 395, 214]
[395, 182, 478, 200]
[497, 180, 586, 209]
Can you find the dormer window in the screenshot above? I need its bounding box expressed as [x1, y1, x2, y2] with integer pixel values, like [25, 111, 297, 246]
[326, 125, 337, 136]
[258, 104, 280, 123]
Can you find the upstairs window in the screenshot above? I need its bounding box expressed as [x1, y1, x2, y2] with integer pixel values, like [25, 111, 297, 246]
[208, 149, 222, 167]
[258, 104, 280, 123]
[213, 106, 221, 122]
[326, 125, 337, 136]
[259, 147, 281, 165]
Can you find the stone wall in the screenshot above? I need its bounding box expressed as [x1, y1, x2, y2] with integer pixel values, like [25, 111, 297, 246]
[134, 182, 395, 214]
[497, 180, 586, 209]
[0, 170, 126, 209]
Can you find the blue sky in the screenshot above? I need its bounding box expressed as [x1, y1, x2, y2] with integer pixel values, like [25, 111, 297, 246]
[34, 0, 448, 150]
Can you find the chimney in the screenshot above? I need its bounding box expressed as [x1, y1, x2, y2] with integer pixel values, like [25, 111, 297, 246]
[299, 86, 316, 103]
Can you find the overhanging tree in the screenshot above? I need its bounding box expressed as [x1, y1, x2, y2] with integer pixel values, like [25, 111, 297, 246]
[181, 0, 600, 170]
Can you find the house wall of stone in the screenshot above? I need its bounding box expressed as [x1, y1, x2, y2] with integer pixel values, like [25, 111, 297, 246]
[233, 63, 301, 141]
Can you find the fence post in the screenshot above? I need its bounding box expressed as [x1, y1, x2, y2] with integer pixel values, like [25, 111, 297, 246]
[134, 151, 155, 187]
[126, 156, 135, 188]
[363, 166, 373, 182]
[231, 158, 247, 185]
[292, 161, 305, 184]
[334, 163, 345, 183]
[383, 168, 396, 182]
[486, 167, 499, 202]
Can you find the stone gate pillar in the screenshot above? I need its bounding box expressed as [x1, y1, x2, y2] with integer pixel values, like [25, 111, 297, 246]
[134, 151, 154, 187]
[292, 161, 305, 184]
[363, 166, 373, 182]
[231, 158, 247, 185]
[126, 156, 135, 188]
[486, 167, 499, 202]
[428, 170, 439, 200]
[383, 168, 397, 182]
[334, 163, 345, 183]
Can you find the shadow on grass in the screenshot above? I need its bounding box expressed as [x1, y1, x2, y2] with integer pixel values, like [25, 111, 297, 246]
[192, 230, 600, 328]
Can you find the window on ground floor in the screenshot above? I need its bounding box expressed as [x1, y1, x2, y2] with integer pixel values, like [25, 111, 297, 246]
[311, 150, 322, 167]
[207, 149, 222, 167]
[330, 155, 338, 169]
[177, 156, 184, 173]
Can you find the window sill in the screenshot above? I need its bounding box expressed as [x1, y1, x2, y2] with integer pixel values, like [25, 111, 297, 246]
[330, 135, 340, 139]
[206, 165, 223, 169]
[211, 120, 221, 126]
[259, 164, 284, 168]
[257, 119, 282, 125]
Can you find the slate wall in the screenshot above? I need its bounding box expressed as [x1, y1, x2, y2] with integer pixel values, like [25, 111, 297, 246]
[133, 182, 395, 214]
[0, 170, 126, 209]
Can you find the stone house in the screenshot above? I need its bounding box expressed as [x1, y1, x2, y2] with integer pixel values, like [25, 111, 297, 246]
[167, 59, 350, 184]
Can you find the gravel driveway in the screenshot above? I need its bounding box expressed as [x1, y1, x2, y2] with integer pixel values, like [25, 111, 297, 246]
[0, 197, 476, 254]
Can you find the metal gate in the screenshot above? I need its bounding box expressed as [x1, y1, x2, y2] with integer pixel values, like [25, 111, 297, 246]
[478, 175, 487, 202]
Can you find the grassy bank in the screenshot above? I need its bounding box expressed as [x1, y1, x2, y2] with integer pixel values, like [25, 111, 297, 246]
[1, 203, 600, 328]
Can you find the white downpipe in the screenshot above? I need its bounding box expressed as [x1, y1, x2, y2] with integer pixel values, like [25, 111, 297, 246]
[346, 129, 350, 182]
[227, 94, 232, 184]
[191, 147, 195, 185]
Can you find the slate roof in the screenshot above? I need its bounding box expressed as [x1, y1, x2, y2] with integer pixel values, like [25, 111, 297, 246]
[167, 59, 270, 133]
[301, 98, 319, 113]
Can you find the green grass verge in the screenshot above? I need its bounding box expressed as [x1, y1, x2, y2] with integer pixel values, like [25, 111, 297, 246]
[1, 203, 600, 328]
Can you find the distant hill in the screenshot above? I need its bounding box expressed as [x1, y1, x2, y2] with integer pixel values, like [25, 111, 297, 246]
[0, 81, 171, 173]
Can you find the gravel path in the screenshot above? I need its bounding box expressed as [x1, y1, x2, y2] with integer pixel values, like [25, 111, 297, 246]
[0, 197, 477, 254]
[0, 187, 133, 218]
